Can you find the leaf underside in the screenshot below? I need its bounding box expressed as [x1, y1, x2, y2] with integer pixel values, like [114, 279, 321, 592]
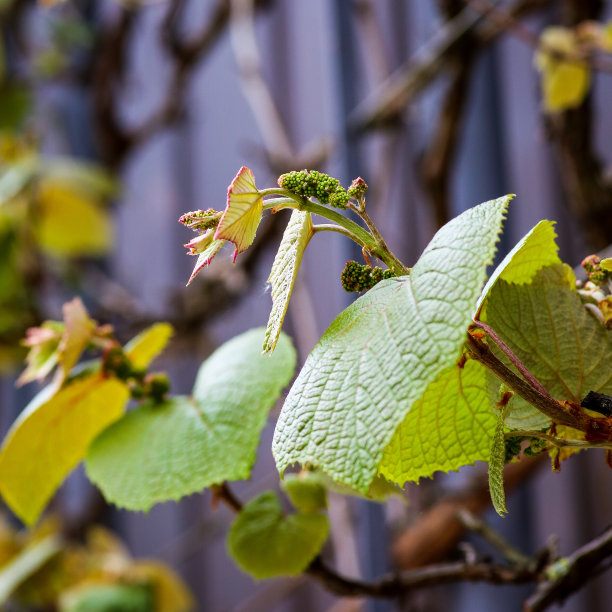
[273, 196, 511, 492]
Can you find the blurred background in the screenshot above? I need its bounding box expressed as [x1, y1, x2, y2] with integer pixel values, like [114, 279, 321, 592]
[1, 0, 612, 610]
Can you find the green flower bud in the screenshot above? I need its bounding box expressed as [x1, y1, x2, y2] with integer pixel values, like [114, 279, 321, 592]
[347, 177, 368, 200]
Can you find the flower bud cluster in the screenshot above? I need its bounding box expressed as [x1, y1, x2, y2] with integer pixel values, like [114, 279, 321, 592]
[178, 208, 223, 231]
[347, 177, 368, 200]
[278, 170, 349, 209]
[340, 260, 394, 293]
[581, 254, 611, 286]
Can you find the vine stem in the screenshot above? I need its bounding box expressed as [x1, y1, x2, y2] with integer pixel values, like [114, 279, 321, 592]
[466, 334, 612, 440]
[260, 190, 410, 276]
[312, 223, 362, 244]
[470, 320, 552, 399]
[505, 430, 612, 450]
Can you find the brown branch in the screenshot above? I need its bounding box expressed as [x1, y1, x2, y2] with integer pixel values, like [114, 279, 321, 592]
[525, 525, 612, 612]
[349, 0, 553, 132]
[392, 454, 546, 569]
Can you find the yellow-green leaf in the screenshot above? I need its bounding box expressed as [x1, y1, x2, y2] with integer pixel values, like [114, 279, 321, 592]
[535, 27, 590, 113]
[214, 166, 262, 261]
[35, 179, 113, 257]
[489, 404, 508, 517]
[263, 210, 312, 353]
[124, 323, 173, 370]
[0, 375, 129, 525]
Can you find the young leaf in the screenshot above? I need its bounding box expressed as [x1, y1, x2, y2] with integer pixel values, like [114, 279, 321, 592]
[263, 210, 313, 353]
[57, 297, 96, 382]
[34, 178, 113, 257]
[475, 220, 560, 316]
[378, 360, 496, 485]
[227, 492, 329, 579]
[0, 375, 130, 525]
[16, 321, 63, 386]
[85, 329, 296, 511]
[486, 266, 612, 404]
[273, 196, 511, 492]
[214, 167, 263, 262]
[535, 27, 590, 113]
[124, 322, 173, 370]
[489, 404, 508, 516]
[186, 236, 225, 285]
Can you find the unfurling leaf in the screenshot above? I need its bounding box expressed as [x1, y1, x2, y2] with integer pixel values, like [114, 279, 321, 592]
[124, 322, 173, 370]
[535, 27, 590, 113]
[263, 210, 313, 353]
[0, 374, 129, 525]
[227, 492, 328, 579]
[489, 404, 508, 517]
[86, 329, 296, 511]
[17, 297, 97, 388]
[215, 166, 263, 262]
[273, 196, 511, 492]
[185, 233, 225, 285]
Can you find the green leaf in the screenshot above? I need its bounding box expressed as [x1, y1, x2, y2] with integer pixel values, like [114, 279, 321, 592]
[227, 492, 328, 579]
[476, 220, 560, 316]
[0, 535, 62, 604]
[85, 329, 296, 511]
[273, 196, 510, 492]
[263, 210, 313, 353]
[489, 404, 508, 517]
[485, 265, 612, 406]
[0, 375, 130, 525]
[214, 167, 262, 261]
[281, 472, 327, 513]
[124, 323, 173, 370]
[379, 359, 496, 485]
[60, 583, 153, 612]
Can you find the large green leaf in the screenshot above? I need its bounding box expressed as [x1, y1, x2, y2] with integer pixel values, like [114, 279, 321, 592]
[263, 210, 312, 353]
[378, 359, 495, 485]
[486, 266, 612, 407]
[475, 220, 560, 316]
[273, 196, 511, 491]
[85, 329, 296, 511]
[0, 375, 130, 525]
[227, 492, 328, 579]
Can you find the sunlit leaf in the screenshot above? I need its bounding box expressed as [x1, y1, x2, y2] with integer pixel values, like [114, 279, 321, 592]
[124, 323, 173, 370]
[0, 374, 130, 525]
[535, 27, 590, 113]
[273, 196, 510, 492]
[215, 166, 262, 262]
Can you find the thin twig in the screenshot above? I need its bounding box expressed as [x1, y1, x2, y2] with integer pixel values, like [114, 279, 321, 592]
[456, 509, 532, 568]
[470, 320, 552, 399]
